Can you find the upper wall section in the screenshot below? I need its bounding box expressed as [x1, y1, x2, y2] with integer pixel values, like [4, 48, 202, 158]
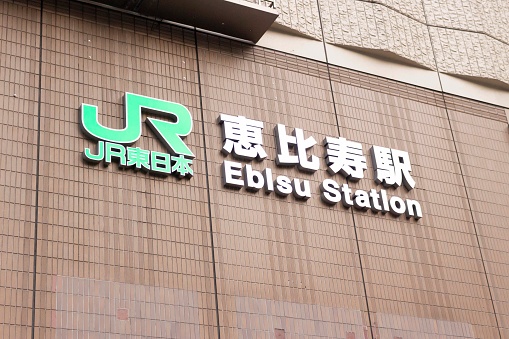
[429, 27, 509, 85]
[274, 0, 322, 40]
[375, 0, 426, 21]
[319, 0, 436, 70]
[269, 0, 509, 88]
[75, 0, 509, 105]
[423, 0, 509, 44]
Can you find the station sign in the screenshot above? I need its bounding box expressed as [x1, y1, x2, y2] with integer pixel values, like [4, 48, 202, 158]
[79, 93, 422, 220]
[80, 93, 194, 177]
[218, 114, 421, 220]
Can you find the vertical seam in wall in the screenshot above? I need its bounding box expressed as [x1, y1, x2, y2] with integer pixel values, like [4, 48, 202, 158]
[194, 29, 222, 339]
[420, 1, 503, 337]
[315, 0, 340, 137]
[315, 1, 375, 338]
[348, 199, 373, 338]
[31, 0, 44, 338]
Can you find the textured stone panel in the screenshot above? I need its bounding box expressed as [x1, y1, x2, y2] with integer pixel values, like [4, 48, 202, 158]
[270, 0, 509, 87]
[243, 0, 322, 40]
[274, 0, 322, 40]
[371, 0, 426, 22]
[430, 26, 509, 85]
[320, 0, 436, 70]
[423, 0, 509, 45]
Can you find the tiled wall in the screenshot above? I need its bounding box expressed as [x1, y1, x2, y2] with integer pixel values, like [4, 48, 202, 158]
[196, 33, 370, 338]
[34, 0, 217, 338]
[1, 0, 509, 338]
[445, 96, 509, 338]
[0, 1, 40, 338]
[330, 67, 500, 338]
[53, 276, 202, 338]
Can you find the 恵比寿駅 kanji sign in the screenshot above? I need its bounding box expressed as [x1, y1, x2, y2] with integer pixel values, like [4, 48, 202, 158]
[78, 95, 422, 220]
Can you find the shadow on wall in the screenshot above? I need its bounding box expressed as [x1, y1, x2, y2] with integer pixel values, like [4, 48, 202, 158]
[338, 45, 434, 71]
[445, 73, 509, 92]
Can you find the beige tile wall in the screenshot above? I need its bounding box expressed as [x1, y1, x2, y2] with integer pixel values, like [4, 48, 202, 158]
[197, 33, 371, 338]
[0, 1, 40, 338]
[330, 66, 501, 338]
[446, 95, 509, 338]
[33, 1, 217, 338]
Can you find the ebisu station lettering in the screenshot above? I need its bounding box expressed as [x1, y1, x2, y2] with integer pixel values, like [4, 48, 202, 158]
[79, 95, 422, 220]
[218, 114, 423, 220]
[79, 93, 195, 177]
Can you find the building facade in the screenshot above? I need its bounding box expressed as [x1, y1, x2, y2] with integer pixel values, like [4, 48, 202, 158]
[1, 0, 509, 338]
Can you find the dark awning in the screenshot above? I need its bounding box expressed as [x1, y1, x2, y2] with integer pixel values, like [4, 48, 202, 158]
[89, 0, 278, 43]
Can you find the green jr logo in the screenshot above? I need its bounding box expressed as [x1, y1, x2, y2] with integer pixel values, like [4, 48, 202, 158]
[80, 92, 195, 177]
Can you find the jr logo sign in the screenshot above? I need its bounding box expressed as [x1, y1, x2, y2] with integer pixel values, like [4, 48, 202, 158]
[80, 92, 195, 177]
